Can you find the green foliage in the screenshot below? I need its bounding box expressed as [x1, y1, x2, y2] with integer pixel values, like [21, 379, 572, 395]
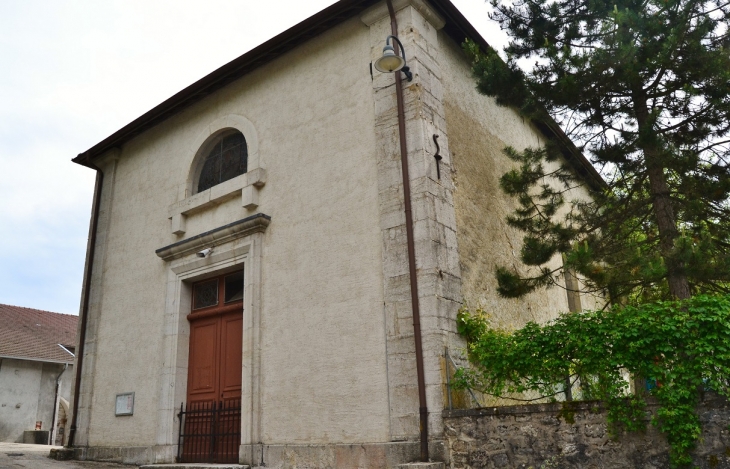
[465, 0, 730, 300]
[454, 294, 730, 467]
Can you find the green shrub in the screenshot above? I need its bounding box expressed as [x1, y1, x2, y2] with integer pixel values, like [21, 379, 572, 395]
[455, 295, 730, 467]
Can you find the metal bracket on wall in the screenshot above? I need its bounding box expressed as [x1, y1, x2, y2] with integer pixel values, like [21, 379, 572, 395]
[433, 134, 443, 180]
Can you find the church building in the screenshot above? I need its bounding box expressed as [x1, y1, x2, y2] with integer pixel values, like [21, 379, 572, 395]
[69, 0, 602, 467]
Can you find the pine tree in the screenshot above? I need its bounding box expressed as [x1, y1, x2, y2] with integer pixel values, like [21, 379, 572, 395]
[467, 0, 730, 301]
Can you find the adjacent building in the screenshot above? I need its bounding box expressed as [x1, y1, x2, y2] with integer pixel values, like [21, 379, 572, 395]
[0, 304, 76, 446]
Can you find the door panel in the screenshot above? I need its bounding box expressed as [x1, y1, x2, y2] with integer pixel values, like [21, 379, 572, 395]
[188, 319, 219, 401]
[220, 314, 243, 400]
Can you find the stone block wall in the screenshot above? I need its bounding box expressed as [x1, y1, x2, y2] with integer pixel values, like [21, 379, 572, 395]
[443, 393, 730, 469]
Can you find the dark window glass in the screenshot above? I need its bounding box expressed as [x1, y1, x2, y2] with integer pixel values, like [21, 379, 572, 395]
[197, 131, 248, 193]
[224, 272, 244, 303]
[193, 279, 218, 310]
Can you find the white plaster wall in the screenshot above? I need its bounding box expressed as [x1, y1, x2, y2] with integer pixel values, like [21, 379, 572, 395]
[0, 359, 42, 442]
[440, 36, 584, 328]
[36, 364, 59, 433]
[83, 17, 389, 448]
[0, 359, 69, 443]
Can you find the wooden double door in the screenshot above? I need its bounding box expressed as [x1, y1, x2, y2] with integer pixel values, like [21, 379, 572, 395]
[181, 271, 243, 463]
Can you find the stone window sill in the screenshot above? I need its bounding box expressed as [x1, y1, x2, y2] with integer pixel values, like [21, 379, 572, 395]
[168, 167, 266, 235]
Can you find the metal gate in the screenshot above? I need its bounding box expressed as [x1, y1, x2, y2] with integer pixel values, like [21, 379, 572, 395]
[177, 399, 241, 463]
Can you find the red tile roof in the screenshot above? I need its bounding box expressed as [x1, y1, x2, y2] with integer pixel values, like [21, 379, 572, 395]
[0, 304, 78, 363]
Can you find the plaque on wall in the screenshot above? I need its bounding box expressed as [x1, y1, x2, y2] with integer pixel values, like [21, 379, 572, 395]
[115, 392, 134, 416]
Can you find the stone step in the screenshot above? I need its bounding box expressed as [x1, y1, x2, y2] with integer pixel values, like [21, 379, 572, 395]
[140, 465, 249, 469]
[48, 448, 75, 461]
[397, 463, 445, 469]
[139, 462, 441, 469]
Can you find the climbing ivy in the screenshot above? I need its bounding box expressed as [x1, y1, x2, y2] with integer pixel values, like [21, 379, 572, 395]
[454, 295, 730, 467]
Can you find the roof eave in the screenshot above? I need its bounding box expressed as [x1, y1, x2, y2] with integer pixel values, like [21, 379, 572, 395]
[0, 355, 74, 365]
[73, 0, 605, 191]
[72, 0, 380, 166]
[423, 0, 606, 191]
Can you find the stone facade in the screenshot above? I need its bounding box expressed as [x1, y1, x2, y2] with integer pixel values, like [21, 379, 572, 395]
[443, 393, 730, 469]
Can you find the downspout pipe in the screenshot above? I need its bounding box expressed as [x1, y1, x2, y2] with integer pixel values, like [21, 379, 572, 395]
[385, 0, 429, 461]
[67, 159, 104, 448]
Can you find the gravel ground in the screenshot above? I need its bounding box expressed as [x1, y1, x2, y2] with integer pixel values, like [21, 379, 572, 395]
[0, 443, 134, 469]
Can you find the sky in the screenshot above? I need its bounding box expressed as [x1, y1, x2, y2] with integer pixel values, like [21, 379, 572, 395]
[0, 0, 506, 316]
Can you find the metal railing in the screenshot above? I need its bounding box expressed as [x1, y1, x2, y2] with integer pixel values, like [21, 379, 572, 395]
[177, 399, 241, 463]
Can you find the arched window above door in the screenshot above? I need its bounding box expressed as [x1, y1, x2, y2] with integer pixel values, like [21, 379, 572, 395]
[168, 115, 265, 236]
[197, 130, 248, 193]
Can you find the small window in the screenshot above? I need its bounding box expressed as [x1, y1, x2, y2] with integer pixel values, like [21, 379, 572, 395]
[193, 279, 219, 310]
[224, 272, 244, 303]
[191, 271, 244, 311]
[197, 131, 248, 193]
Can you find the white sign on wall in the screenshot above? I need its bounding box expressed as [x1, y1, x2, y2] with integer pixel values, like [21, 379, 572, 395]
[115, 392, 134, 416]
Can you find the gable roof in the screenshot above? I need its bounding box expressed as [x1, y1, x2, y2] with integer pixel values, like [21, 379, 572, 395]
[72, 0, 604, 190]
[0, 304, 78, 364]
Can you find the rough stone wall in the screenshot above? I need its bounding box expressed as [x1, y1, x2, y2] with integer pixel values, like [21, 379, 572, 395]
[439, 36, 577, 330]
[437, 19, 605, 410]
[439, 34, 611, 329]
[443, 393, 730, 469]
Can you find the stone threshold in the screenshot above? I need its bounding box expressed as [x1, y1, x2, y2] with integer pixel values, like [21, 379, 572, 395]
[139, 465, 442, 469]
[397, 463, 445, 469]
[140, 464, 249, 469]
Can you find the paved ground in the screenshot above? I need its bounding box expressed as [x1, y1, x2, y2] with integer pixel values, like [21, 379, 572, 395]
[0, 443, 132, 469]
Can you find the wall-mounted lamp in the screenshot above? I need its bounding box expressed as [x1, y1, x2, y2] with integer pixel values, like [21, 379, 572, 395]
[374, 35, 413, 81]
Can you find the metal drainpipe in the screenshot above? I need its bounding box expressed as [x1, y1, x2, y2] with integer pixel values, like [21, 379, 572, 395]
[385, 0, 429, 461]
[67, 161, 104, 448]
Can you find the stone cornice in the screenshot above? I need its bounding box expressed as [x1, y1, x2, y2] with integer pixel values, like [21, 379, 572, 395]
[155, 213, 270, 261]
[360, 0, 446, 29]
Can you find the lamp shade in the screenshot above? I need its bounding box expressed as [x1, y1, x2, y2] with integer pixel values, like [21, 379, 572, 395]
[374, 45, 406, 73]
